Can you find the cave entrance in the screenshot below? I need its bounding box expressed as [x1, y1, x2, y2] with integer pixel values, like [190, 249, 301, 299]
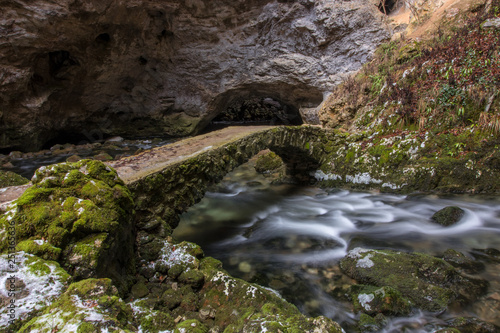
[378, 0, 398, 15]
[211, 97, 303, 127]
[201, 83, 324, 133]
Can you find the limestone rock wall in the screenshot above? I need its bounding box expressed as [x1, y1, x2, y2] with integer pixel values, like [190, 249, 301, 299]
[0, 0, 392, 151]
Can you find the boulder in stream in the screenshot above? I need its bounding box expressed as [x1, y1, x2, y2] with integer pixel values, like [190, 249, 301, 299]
[431, 206, 465, 226]
[340, 248, 488, 313]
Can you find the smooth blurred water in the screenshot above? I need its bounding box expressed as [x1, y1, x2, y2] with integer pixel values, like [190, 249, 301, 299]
[174, 161, 500, 332]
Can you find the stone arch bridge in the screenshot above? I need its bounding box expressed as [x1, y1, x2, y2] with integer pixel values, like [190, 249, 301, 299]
[108, 125, 332, 233]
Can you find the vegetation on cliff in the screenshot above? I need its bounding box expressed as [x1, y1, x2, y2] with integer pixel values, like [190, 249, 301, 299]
[316, 0, 500, 193]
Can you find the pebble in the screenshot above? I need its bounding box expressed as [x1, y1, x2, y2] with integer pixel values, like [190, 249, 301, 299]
[66, 155, 82, 163]
[93, 153, 113, 161]
[269, 279, 286, 290]
[238, 261, 252, 273]
[199, 308, 211, 320]
[106, 136, 124, 143]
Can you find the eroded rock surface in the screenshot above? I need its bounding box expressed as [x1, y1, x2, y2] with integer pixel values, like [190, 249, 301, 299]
[1, 0, 393, 151]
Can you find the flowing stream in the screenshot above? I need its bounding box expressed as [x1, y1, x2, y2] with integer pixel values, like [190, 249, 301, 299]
[174, 159, 500, 332]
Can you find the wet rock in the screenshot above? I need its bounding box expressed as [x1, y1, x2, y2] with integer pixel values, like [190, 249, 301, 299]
[442, 249, 485, 274]
[470, 248, 500, 263]
[131, 282, 149, 299]
[447, 316, 499, 333]
[431, 206, 465, 226]
[349, 285, 412, 316]
[161, 289, 182, 310]
[66, 154, 82, 162]
[50, 144, 64, 151]
[131, 299, 175, 332]
[340, 248, 488, 312]
[1, 162, 14, 169]
[8, 151, 23, 159]
[238, 261, 252, 273]
[0, 170, 29, 188]
[93, 152, 114, 161]
[106, 136, 125, 143]
[178, 270, 205, 289]
[358, 313, 388, 333]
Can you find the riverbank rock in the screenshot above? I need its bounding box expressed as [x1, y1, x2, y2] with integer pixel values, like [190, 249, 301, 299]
[348, 284, 412, 316]
[0, 160, 135, 293]
[340, 248, 488, 313]
[0, 171, 29, 188]
[132, 237, 344, 332]
[18, 278, 134, 332]
[431, 206, 465, 226]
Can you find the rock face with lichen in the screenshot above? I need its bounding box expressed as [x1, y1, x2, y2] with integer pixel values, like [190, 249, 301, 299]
[0, 0, 393, 151]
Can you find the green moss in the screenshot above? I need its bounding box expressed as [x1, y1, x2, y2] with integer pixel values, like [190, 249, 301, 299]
[77, 322, 96, 333]
[349, 285, 412, 315]
[16, 240, 61, 261]
[138, 310, 175, 332]
[255, 151, 284, 173]
[0, 160, 136, 295]
[175, 319, 208, 333]
[178, 269, 205, 289]
[0, 170, 29, 187]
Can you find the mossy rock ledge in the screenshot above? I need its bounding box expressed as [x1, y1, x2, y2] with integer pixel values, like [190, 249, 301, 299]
[0, 160, 136, 293]
[340, 248, 488, 313]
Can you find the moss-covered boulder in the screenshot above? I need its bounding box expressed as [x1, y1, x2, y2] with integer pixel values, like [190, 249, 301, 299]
[19, 278, 134, 332]
[349, 284, 412, 316]
[0, 160, 135, 293]
[129, 299, 176, 332]
[255, 151, 284, 173]
[340, 248, 488, 312]
[199, 258, 343, 332]
[0, 170, 29, 188]
[0, 252, 70, 332]
[431, 206, 465, 226]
